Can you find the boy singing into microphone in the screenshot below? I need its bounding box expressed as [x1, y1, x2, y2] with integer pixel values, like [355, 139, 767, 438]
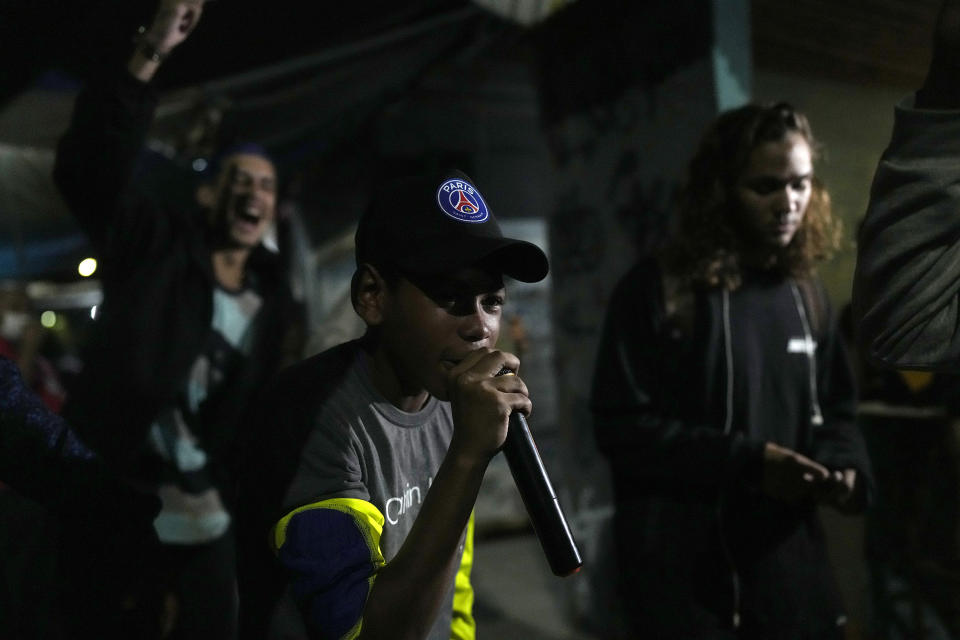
[237, 171, 548, 640]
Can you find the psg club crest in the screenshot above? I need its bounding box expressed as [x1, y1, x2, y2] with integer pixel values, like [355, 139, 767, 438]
[436, 178, 489, 223]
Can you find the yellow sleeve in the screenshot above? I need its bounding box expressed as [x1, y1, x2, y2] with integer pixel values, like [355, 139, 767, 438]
[450, 511, 476, 640]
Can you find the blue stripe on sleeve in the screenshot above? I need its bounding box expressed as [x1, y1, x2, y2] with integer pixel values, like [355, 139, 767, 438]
[275, 501, 385, 640]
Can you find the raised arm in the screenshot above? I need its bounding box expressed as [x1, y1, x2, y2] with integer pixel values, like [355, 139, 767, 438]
[853, 0, 960, 372]
[52, 0, 205, 248]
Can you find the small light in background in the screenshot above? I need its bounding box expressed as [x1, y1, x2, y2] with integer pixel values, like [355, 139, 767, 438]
[40, 310, 57, 328]
[78, 257, 97, 277]
[192, 158, 208, 172]
[90, 305, 98, 320]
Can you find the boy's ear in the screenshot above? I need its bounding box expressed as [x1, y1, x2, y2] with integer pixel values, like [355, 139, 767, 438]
[352, 264, 388, 327]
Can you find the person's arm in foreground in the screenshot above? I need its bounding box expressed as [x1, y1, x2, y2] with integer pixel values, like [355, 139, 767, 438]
[853, 0, 960, 372]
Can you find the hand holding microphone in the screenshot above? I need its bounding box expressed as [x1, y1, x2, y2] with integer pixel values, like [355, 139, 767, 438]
[446, 350, 583, 577]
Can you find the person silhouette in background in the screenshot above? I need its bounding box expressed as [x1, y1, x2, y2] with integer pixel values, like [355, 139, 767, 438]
[52, 1, 303, 637]
[0, 355, 162, 639]
[592, 102, 872, 639]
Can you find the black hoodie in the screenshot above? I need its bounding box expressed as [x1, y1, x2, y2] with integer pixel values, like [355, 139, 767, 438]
[592, 259, 871, 639]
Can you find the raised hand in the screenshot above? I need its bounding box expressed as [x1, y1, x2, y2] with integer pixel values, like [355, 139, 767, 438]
[129, 0, 206, 81]
[140, 0, 206, 56]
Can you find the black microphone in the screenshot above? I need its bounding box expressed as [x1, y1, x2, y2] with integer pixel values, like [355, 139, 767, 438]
[497, 368, 583, 577]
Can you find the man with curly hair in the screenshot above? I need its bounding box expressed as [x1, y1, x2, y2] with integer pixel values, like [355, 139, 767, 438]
[591, 103, 872, 639]
[52, 1, 303, 637]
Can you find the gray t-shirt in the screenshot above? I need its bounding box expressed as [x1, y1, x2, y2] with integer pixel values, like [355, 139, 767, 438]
[275, 347, 469, 639]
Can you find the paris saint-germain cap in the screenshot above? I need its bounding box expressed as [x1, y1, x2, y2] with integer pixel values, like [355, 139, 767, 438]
[355, 170, 549, 283]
